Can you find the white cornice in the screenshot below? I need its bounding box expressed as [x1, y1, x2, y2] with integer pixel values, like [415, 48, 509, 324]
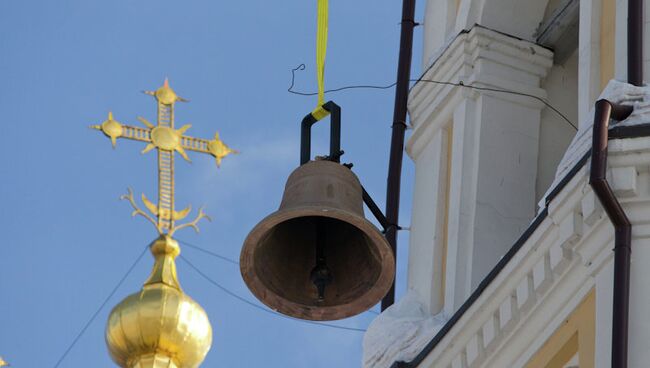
[407, 25, 553, 160]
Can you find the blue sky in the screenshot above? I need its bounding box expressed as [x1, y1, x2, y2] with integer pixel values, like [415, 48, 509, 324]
[0, 1, 423, 367]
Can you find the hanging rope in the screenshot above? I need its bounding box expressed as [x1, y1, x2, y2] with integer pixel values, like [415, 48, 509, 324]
[311, 0, 330, 121]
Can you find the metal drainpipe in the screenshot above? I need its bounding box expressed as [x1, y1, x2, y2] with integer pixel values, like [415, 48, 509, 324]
[589, 100, 633, 368]
[589, 1, 643, 367]
[628, 0, 644, 86]
[382, 0, 417, 311]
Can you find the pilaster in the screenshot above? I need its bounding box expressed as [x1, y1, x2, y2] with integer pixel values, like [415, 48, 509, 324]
[422, 0, 458, 68]
[406, 25, 554, 314]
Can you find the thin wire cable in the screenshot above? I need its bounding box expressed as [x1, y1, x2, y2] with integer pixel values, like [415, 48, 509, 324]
[180, 255, 369, 332]
[53, 245, 149, 368]
[418, 79, 578, 131]
[177, 239, 381, 315]
[289, 64, 398, 95]
[178, 239, 240, 265]
[288, 65, 578, 131]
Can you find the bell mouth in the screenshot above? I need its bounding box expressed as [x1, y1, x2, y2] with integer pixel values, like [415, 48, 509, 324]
[240, 206, 395, 321]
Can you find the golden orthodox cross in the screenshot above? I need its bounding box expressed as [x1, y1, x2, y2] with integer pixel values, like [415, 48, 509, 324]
[92, 79, 237, 236]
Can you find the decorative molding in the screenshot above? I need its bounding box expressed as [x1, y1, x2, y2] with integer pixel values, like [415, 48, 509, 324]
[407, 25, 553, 160]
[401, 135, 650, 368]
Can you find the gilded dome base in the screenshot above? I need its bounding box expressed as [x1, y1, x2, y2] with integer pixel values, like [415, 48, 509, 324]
[130, 354, 180, 368]
[106, 236, 212, 368]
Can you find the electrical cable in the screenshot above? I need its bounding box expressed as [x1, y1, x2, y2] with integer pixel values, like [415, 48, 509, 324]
[179, 255, 369, 332]
[176, 238, 381, 317]
[179, 239, 381, 316]
[178, 239, 240, 266]
[52, 245, 149, 368]
[289, 64, 399, 95]
[288, 64, 578, 131]
[52, 240, 369, 368]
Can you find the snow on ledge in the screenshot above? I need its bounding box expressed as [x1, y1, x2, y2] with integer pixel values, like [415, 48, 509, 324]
[362, 291, 448, 368]
[539, 80, 650, 210]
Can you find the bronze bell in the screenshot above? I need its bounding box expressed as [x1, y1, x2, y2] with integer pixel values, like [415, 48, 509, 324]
[240, 159, 395, 321]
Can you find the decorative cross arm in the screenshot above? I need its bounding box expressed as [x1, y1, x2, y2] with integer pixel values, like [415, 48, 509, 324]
[91, 79, 237, 235]
[91, 113, 237, 167]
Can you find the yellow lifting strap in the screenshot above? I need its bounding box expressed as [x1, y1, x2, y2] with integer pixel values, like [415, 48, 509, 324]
[311, 0, 330, 121]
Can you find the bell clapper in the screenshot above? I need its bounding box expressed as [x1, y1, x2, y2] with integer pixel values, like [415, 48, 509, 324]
[310, 220, 333, 301]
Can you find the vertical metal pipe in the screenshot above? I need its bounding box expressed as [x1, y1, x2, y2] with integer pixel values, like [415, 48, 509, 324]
[382, 0, 417, 310]
[628, 0, 644, 86]
[613, 225, 632, 368]
[594, 1, 647, 366]
[589, 100, 633, 368]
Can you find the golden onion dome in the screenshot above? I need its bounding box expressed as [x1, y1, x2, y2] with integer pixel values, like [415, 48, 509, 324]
[106, 236, 213, 368]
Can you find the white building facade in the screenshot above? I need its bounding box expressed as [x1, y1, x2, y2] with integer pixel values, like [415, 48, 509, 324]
[363, 0, 650, 367]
